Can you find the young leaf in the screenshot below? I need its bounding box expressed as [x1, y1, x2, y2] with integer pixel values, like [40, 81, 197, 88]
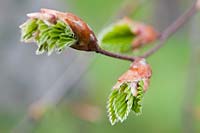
[107, 59, 152, 125]
[20, 19, 38, 41]
[98, 18, 158, 53]
[99, 22, 134, 53]
[107, 83, 135, 125]
[107, 89, 119, 125]
[113, 86, 133, 122]
[132, 81, 144, 115]
[20, 19, 77, 55]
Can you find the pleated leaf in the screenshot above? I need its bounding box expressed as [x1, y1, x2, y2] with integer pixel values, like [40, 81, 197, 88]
[132, 80, 144, 115]
[107, 80, 145, 125]
[21, 19, 38, 41]
[20, 19, 77, 55]
[107, 89, 119, 125]
[113, 86, 133, 122]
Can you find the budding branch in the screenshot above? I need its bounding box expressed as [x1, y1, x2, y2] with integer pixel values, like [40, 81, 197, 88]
[95, 0, 198, 62]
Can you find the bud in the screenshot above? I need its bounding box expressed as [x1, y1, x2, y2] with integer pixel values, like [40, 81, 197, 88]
[114, 58, 152, 92]
[40, 9, 98, 51]
[119, 17, 158, 49]
[107, 58, 152, 125]
[20, 8, 98, 55]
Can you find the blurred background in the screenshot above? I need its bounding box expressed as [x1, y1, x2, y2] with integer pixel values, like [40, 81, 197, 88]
[0, 0, 200, 132]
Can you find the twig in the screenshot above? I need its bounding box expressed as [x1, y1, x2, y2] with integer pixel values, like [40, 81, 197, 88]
[96, 46, 137, 61]
[141, 0, 198, 58]
[95, 0, 198, 61]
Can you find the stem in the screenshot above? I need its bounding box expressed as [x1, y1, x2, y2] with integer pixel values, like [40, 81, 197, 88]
[141, 0, 198, 58]
[96, 46, 137, 61]
[95, 0, 198, 61]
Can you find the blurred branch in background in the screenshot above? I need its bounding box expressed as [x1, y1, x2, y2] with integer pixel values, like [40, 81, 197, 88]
[12, 54, 94, 133]
[68, 102, 101, 123]
[103, 0, 148, 28]
[154, 0, 182, 31]
[114, 0, 145, 20]
[182, 12, 200, 133]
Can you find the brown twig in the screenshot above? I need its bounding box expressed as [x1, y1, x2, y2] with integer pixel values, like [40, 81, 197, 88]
[95, 0, 198, 61]
[141, 0, 198, 58]
[96, 46, 137, 61]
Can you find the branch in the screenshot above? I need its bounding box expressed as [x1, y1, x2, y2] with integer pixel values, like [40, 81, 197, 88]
[95, 0, 198, 61]
[141, 0, 198, 58]
[96, 46, 137, 61]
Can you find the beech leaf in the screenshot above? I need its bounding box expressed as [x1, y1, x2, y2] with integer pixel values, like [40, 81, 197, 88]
[107, 89, 119, 125]
[99, 22, 135, 53]
[20, 19, 77, 55]
[107, 81, 145, 125]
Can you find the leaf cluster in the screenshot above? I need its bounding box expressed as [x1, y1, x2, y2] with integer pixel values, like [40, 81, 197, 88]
[107, 80, 144, 125]
[20, 19, 77, 55]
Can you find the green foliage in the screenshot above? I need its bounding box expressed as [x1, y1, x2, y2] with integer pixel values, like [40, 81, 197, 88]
[99, 22, 134, 53]
[21, 19, 38, 41]
[132, 81, 144, 114]
[114, 85, 133, 122]
[107, 81, 144, 125]
[20, 19, 77, 55]
[107, 89, 119, 125]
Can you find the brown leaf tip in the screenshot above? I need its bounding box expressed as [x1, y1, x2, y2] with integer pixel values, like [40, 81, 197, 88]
[114, 58, 152, 92]
[119, 17, 158, 49]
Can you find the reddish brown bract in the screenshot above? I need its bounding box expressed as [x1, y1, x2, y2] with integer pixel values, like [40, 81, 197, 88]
[120, 17, 158, 49]
[114, 58, 152, 92]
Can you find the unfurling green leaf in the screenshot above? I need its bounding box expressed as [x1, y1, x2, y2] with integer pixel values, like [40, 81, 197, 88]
[132, 80, 144, 115]
[107, 81, 145, 125]
[113, 86, 131, 122]
[98, 22, 135, 53]
[20, 19, 77, 55]
[21, 19, 38, 41]
[107, 89, 119, 125]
